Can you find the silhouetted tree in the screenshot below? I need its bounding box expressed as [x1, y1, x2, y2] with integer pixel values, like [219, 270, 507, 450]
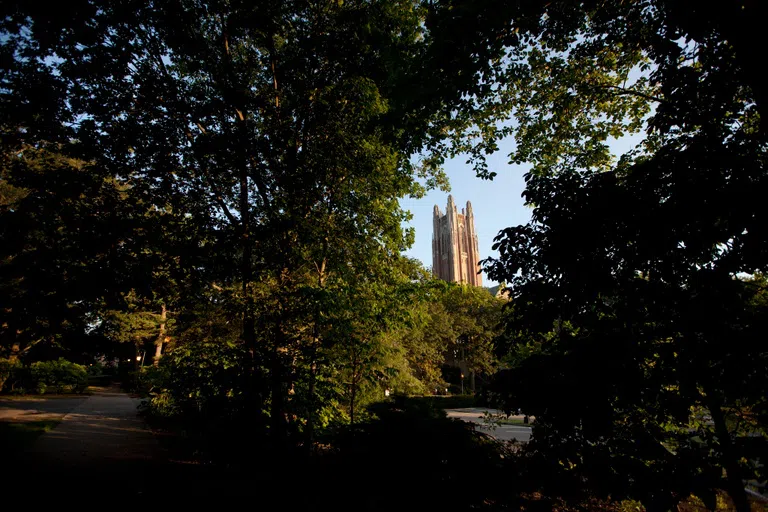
[475, 1, 768, 509]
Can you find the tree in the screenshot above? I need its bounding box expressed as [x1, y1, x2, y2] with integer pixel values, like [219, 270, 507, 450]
[441, 284, 501, 392]
[378, 276, 502, 396]
[0, 0, 459, 441]
[465, 0, 768, 509]
[0, 148, 144, 362]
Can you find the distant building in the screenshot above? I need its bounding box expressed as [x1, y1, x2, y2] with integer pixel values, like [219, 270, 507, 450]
[432, 195, 482, 286]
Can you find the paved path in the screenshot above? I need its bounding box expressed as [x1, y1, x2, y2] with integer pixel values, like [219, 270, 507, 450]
[15, 390, 163, 495]
[0, 395, 87, 422]
[446, 407, 532, 443]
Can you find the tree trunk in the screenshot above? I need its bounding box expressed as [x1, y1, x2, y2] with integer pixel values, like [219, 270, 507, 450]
[223, 23, 256, 353]
[153, 304, 166, 367]
[306, 358, 317, 448]
[349, 346, 359, 425]
[270, 319, 286, 442]
[240, 163, 254, 350]
[706, 389, 750, 512]
[306, 258, 326, 450]
[134, 340, 141, 390]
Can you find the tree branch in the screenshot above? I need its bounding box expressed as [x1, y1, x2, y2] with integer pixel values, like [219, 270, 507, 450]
[212, 193, 239, 226]
[592, 84, 667, 106]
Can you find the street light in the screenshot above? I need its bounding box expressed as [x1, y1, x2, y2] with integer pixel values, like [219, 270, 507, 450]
[460, 373, 464, 395]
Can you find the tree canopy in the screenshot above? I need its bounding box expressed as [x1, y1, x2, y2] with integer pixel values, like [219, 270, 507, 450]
[476, 0, 768, 510]
[0, 0, 505, 444]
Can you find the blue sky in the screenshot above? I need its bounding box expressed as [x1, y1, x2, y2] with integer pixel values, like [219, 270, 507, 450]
[401, 134, 644, 286]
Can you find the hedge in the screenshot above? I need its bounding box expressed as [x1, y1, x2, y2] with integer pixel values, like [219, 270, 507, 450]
[0, 358, 89, 394]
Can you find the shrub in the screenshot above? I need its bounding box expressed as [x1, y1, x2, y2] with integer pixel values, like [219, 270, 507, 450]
[330, 400, 512, 510]
[147, 389, 179, 418]
[29, 359, 88, 394]
[84, 361, 112, 387]
[152, 340, 250, 420]
[143, 341, 260, 463]
[139, 365, 165, 394]
[86, 362, 104, 376]
[0, 358, 22, 392]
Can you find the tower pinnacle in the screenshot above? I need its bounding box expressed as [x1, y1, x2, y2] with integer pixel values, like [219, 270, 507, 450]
[431, 196, 482, 286]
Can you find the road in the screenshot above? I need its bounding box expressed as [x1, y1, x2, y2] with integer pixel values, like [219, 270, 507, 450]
[445, 407, 532, 443]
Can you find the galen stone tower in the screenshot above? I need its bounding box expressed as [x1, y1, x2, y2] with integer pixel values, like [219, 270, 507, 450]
[432, 195, 482, 286]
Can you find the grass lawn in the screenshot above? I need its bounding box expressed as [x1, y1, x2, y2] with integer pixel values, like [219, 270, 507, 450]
[0, 420, 60, 454]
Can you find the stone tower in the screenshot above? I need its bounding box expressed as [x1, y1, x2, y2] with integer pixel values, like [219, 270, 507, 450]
[432, 195, 482, 286]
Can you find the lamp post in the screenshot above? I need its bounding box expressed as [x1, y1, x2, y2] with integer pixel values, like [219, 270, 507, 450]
[460, 373, 464, 395]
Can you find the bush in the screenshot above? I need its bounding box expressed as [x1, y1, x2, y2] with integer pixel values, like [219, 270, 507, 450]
[83, 361, 112, 387]
[150, 340, 250, 420]
[0, 358, 22, 392]
[0, 358, 88, 395]
[144, 341, 260, 463]
[147, 389, 179, 418]
[86, 362, 104, 376]
[328, 400, 512, 510]
[139, 365, 165, 393]
[29, 359, 88, 394]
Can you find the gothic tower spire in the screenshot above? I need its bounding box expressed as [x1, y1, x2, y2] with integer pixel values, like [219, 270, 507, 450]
[431, 197, 482, 286]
